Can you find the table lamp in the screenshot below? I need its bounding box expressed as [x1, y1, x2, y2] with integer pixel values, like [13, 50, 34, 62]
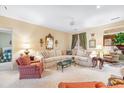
[22, 43, 31, 55]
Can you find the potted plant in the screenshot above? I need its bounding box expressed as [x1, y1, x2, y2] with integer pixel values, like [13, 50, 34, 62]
[113, 32, 124, 54]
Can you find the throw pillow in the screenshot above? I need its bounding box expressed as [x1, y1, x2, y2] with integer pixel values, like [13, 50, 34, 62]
[41, 51, 49, 58]
[77, 50, 87, 57]
[72, 49, 77, 55]
[55, 50, 62, 56]
[48, 50, 55, 57]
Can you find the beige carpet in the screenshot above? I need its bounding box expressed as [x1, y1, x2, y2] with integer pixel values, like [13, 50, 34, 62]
[0, 63, 123, 88]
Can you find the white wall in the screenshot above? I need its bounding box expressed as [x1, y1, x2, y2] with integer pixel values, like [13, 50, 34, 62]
[0, 32, 12, 48]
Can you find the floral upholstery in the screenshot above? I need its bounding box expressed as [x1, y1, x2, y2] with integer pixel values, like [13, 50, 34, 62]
[16, 56, 44, 79]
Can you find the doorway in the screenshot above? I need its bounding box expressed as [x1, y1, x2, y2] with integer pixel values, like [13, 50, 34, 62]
[0, 28, 12, 70]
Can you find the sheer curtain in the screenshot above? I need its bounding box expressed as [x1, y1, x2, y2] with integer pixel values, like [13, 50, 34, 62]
[71, 34, 78, 49]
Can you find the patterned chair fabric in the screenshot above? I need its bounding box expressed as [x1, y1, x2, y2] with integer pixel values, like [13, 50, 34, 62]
[16, 56, 44, 79]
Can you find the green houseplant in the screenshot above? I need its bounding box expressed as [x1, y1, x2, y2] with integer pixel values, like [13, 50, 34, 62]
[113, 32, 124, 54]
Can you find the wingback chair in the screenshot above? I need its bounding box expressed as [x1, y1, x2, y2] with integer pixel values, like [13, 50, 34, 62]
[16, 55, 44, 79]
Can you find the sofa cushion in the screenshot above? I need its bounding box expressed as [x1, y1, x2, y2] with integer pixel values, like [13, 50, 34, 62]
[77, 50, 88, 57]
[48, 50, 55, 57]
[44, 55, 72, 63]
[75, 56, 88, 61]
[44, 56, 62, 63]
[72, 49, 77, 55]
[55, 50, 62, 56]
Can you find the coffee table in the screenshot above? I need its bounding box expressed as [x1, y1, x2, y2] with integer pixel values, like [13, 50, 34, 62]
[57, 59, 72, 72]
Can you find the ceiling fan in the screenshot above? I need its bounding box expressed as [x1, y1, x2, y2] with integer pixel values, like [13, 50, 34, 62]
[0, 5, 7, 10]
[69, 17, 76, 26]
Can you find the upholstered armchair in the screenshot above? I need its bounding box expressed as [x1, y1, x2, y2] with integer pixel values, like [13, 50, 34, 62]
[104, 54, 119, 62]
[16, 56, 44, 79]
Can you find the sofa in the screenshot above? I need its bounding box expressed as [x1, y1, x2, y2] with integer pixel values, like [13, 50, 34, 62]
[41, 49, 92, 68]
[74, 50, 92, 67]
[58, 81, 124, 88]
[41, 50, 72, 68]
[16, 55, 44, 79]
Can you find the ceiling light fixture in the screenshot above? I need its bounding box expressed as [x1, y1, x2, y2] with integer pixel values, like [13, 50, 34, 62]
[69, 17, 76, 26]
[0, 5, 7, 16]
[111, 17, 120, 21]
[96, 5, 101, 9]
[0, 5, 7, 10]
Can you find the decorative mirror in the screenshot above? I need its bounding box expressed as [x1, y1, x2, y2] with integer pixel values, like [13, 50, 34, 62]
[45, 33, 54, 50]
[89, 39, 96, 48]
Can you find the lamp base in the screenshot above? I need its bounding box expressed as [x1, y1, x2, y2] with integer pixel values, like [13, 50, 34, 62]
[24, 49, 30, 55]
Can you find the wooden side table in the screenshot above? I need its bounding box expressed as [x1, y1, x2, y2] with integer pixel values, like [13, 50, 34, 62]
[92, 57, 104, 69]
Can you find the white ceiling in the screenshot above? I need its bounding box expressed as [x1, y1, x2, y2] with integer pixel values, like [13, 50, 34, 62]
[1, 5, 124, 32]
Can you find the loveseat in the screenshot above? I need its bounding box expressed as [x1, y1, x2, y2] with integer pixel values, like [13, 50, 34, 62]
[41, 49, 92, 68]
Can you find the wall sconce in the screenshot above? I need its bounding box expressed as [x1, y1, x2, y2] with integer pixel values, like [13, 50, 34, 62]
[91, 33, 95, 37]
[40, 38, 44, 47]
[91, 33, 95, 38]
[55, 40, 58, 47]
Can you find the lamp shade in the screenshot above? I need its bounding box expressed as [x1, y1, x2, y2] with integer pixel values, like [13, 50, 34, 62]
[22, 43, 31, 49]
[96, 45, 102, 50]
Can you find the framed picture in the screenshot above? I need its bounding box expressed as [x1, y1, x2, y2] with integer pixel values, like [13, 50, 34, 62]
[89, 39, 96, 48]
[103, 35, 115, 46]
[104, 39, 112, 46]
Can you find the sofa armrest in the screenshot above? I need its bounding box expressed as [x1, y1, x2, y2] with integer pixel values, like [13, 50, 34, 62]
[87, 56, 92, 62]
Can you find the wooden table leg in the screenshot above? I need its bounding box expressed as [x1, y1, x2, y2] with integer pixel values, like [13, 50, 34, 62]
[99, 59, 104, 69]
[62, 65, 64, 72]
[92, 58, 97, 68]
